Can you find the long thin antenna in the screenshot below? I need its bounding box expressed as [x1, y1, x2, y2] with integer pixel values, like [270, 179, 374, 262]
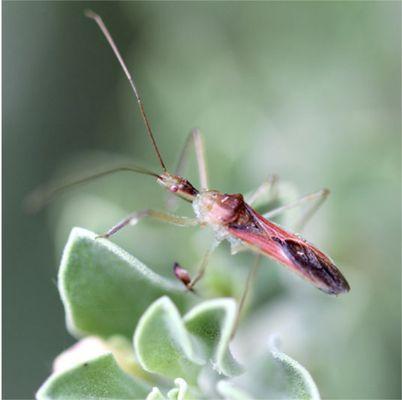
[25, 165, 160, 213]
[85, 10, 167, 171]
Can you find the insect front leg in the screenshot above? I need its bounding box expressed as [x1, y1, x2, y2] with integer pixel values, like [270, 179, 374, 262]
[173, 240, 220, 291]
[177, 128, 209, 190]
[96, 209, 199, 239]
[167, 128, 209, 210]
[263, 188, 330, 232]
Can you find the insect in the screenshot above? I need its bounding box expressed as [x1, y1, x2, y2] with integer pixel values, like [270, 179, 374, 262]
[33, 11, 349, 311]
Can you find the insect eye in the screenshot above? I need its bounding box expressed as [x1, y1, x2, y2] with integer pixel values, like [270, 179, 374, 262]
[178, 183, 185, 190]
[170, 185, 178, 192]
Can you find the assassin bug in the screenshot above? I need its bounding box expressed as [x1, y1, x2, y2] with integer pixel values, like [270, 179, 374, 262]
[32, 11, 349, 315]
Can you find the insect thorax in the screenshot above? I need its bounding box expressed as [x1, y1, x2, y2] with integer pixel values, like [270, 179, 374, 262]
[193, 190, 250, 244]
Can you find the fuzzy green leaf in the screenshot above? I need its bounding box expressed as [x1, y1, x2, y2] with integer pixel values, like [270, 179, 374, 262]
[134, 296, 203, 384]
[184, 298, 244, 376]
[268, 337, 320, 400]
[59, 227, 188, 339]
[167, 378, 191, 400]
[216, 380, 251, 400]
[146, 379, 193, 400]
[146, 387, 166, 400]
[36, 354, 150, 400]
[134, 297, 243, 384]
[217, 337, 320, 400]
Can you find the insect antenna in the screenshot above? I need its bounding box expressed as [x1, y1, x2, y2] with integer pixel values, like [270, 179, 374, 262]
[85, 10, 167, 172]
[25, 165, 160, 214]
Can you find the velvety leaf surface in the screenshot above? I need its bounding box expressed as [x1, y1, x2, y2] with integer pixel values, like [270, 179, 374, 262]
[134, 297, 243, 384]
[217, 337, 320, 400]
[146, 379, 193, 400]
[59, 228, 188, 339]
[134, 296, 203, 384]
[216, 380, 251, 400]
[49, 229, 321, 400]
[167, 378, 191, 400]
[268, 337, 320, 400]
[36, 354, 150, 400]
[184, 298, 244, 376]
[146, 387, 166, 400]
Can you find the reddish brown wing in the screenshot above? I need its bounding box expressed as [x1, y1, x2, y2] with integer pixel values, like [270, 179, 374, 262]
[228, 204, 350, 295]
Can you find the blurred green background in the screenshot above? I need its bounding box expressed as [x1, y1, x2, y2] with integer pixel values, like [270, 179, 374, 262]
[3, 1, 400, 399]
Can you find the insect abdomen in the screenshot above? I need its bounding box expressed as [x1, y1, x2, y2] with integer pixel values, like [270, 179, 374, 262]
[278, 238, 350, 295]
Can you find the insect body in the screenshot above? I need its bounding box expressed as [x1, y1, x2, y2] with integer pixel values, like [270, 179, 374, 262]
[35, 11, 349, 302]
[159, 173, 349, 295]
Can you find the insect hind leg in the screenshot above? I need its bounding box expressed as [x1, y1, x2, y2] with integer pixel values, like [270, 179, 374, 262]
[230, 254, 261, 339]
[246, 174, 279, 207]
[263, 188, 330, 232]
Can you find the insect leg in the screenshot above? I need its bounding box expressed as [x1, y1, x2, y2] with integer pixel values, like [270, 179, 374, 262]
[263, 188, 330, 232]
[167, 128, 209, 210]
[178, 128, 208, 190]
[186, 240, 220, 290]
[96, 209, 198, 239]
[230, 254, 261, 339]
[246, 174, 278, 207]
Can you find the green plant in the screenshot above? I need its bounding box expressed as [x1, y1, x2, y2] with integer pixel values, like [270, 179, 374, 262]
[37, 227, 320, 399]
